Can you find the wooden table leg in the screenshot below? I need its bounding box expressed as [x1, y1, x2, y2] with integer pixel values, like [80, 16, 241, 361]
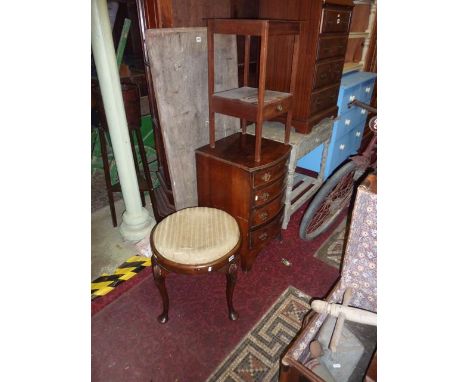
[98, 128, 117, 227]
[225, 262, 239, 321]
[151, 256, 169, 324]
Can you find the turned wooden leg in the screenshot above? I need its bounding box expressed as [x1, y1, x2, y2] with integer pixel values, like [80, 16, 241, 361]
[226, 262, 239, 321]
[151, 257, 169, 324]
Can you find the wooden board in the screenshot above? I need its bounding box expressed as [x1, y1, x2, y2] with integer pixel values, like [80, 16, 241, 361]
[146, 27, 239, 210]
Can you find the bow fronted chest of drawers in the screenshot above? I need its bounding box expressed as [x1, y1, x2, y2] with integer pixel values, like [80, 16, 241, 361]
[297, 71, 377, 179]
[196, 133, 291, 272]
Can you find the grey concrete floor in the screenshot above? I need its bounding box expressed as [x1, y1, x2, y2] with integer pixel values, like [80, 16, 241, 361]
[91, 194, 155, 281]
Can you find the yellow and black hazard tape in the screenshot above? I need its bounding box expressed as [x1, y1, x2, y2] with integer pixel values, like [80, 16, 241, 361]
[91, 255, 151, 300]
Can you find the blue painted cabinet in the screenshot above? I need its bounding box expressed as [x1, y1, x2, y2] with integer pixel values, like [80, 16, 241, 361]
[297, 71, 376, 179]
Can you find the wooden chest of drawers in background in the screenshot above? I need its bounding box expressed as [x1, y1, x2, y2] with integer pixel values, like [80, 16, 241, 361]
[259, 0, 354, 134]
[196, 133, 291, 271]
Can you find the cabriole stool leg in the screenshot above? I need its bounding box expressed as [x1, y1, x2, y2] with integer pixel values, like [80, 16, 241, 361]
[151, 256, 169, 324]
[226, 262, 239, 321]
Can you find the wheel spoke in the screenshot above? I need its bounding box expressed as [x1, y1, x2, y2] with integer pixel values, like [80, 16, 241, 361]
[306, 169, 355, 235]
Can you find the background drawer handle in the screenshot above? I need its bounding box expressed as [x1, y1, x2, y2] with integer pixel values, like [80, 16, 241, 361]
[345, 119, 351, 126]
[356, 131, 361, 137]
[259, 232, 268, 241]
[259, 212, 269, 221]
[261, 172, 271, 182]
[339, 144, 345, 150]
[276, 104, 283, 112]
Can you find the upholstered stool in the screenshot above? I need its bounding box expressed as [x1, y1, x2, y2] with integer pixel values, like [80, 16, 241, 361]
[150, 207, 241, 323]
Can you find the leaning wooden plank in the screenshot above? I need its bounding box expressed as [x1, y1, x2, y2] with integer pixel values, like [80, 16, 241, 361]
[146, 27, 239, 210]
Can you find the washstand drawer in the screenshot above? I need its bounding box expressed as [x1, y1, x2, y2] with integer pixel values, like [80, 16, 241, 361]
[253, 176, 285, 207]
[253, 159, 287, 188]
[316, 35, 348, 60]
[320, 8, 352, 34]
[310, 84, 340, 114]
[313, 58, 345, 89]
[249, 208, 283, 249]
[251, 193, 284, 227]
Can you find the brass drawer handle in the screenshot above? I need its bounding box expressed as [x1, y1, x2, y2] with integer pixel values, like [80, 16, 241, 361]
[259, 212, 269, 221]
[261, 172, 271, 182]
[259, 192, 270, 202]
[276, 104, 283, 112]
[259, 232, 268, 241]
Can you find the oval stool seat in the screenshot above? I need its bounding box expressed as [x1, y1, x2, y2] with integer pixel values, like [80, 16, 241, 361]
[150, 207, 241, 323]
[152, 207, 240, 265]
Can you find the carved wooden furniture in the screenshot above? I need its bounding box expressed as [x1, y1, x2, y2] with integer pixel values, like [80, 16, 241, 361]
[150, 207, 241, 323]
[93, 82, 159, 226]
[196, 132, 291, 271]
[259, 0, 355, 134]
[297, 71, 377, 179]
[207, 18, 301, 162]
[246, 118, 333, 230]
[279, 174, 377, 381]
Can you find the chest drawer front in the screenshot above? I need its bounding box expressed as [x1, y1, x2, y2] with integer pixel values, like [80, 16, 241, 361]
[249, 207, 283, 249]
[314, 59, 345, 89]
[321, 8, 352, 34]
[325, 133, 351, 178]
[334, 107, 362, 140]
[349, 124, 366, 154]
[253, 159, 287, 188]
[253, 176, 285, 207]
[251, 192, 284, 228]
[310, 84, 340, 114]
[317, 35, 348, 60]
[338, 85, 361, 113]
[357, 79, 376, 105]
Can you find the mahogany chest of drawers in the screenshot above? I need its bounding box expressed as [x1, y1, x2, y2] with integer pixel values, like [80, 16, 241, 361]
[259, 0, 354, 134]
[196, 133, 291, 271]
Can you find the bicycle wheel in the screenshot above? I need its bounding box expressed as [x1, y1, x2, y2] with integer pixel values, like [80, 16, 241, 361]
[299, 161, 363, 241]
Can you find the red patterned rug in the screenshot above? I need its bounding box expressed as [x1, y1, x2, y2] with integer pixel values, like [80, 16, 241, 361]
[207, 286, 311, 381]
[91, 205, 344, 381]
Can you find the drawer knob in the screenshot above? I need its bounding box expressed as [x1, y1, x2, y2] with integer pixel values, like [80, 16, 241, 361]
[349, 95, 355, 102]
[336, 18, 341, 24]
[259, 212, 269, 221]
[339, 144, 345, 150]
[261, 172, 271, 182]
[259, 192, 270, 202]
[276, 104, 283, 112]
[259, 232, 268, 241]
[345, 119, 351, 126]
[356, 131, 361, 137]
[365, 87, 371, 93]
[361, 109, 366, 114]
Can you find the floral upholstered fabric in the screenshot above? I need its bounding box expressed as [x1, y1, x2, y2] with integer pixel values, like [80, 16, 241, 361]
[290, 179, 377, 361]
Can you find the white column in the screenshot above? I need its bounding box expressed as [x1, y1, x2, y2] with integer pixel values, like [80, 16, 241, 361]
[91, 0, 155, 241]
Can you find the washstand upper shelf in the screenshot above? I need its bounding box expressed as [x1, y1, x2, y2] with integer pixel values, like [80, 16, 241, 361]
[207, 18, 301, 162]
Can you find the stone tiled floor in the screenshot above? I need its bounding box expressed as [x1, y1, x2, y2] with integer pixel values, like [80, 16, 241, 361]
[91, 171, 155, 281]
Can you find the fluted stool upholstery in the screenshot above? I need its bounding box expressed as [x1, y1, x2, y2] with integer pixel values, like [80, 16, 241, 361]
[150, 207, 241, 323]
